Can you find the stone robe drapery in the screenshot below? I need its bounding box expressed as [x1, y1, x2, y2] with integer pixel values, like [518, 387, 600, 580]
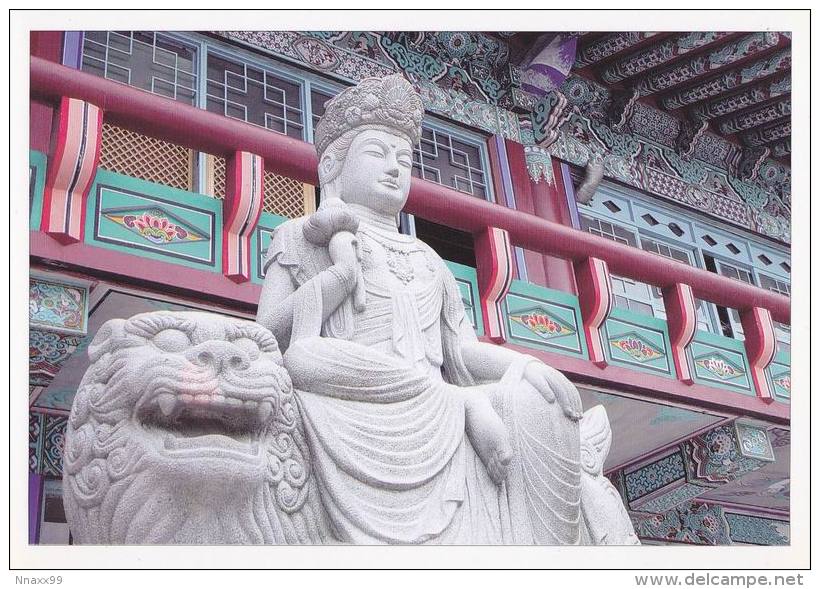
[266, 219, 583, 544]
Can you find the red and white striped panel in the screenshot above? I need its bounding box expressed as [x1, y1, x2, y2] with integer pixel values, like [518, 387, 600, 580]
[222, 151, 264, 283]
[575, 257, 613, 367]
[474, 226, 514, 343]
[663, 282, 698, 384]
[741, 306, 778, 403]
[40, 97, 103, 244]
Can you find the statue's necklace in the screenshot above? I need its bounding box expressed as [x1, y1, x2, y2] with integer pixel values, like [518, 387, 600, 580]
[360, 226, 420, 285]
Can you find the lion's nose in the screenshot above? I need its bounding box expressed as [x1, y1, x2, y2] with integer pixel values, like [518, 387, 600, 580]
[187, 341, 251, 372]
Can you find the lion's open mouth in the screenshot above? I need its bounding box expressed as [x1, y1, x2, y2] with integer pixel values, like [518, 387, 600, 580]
[137, 390, 275, 462]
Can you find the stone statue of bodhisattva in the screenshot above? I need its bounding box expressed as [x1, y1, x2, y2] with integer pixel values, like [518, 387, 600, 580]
[63, 74, 639, 545]
[256, 74, 639, 545]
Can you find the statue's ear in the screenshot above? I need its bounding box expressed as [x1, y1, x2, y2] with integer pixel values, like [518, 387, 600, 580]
[88, 318, 128, 363]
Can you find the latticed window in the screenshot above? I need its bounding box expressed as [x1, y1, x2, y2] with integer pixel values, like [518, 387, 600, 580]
[206, 54, 305, 139]
[413, 126, 490, 199]
[98, 123, 195, 191]
[641, 237, 712, 332]
[580, 215, 655, 316]
[759, 274, 791, 353]
[81, 31, 198, 105]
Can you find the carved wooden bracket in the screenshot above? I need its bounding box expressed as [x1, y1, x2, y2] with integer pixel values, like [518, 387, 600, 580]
[737, 146, 771, 182]
[663, 283, 698, 384]
[675, 117, 710, 161]
[574, 257, 612, 367]
[223, 151, 265, 283]
[608, 88, 640, 133]
[41, 97, 103, 244]
[740, 306, 778, 403]
[531, 90, 570, 148]
[474, 226, 514, 344]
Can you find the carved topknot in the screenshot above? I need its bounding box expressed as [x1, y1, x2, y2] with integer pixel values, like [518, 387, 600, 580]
[314, 74, 424, 158]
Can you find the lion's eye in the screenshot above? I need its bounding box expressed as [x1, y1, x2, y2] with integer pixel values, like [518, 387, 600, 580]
[152, 329, 191, 353]
[232, 337, 261, 361]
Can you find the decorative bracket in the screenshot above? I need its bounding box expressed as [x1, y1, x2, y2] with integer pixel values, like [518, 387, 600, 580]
[675, 117, 709, 161]
[474, 226, 514, 344]
[222, 151, 265, 283]
[531, 90, 570, 148]
[574, 257, 612, 367]
[737, 146, 771, 182]
[740, 307, 778, 403]
[608, 88, 640, 133]
[41, 97, 103, 244]
[662, 283, 698, 384]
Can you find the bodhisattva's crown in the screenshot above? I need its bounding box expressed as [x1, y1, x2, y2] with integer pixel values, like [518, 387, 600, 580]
[314, 74, 424, 158]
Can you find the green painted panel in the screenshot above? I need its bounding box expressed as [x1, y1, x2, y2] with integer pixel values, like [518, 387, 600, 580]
[688, 330, 754, 394]
[604, 308, 672, 376]
[766, 350, 791, 402]
[86, 170, 222, 269]
[502, 279, 586, 358]
[251, 211, 290, 283]
[29, 150, 47, 230]
[445, 261, 483, 336]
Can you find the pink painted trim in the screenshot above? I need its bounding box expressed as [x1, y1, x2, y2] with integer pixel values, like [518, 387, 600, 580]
[495, 340, 790, 424]
[30, 230, 262, 307]
[475, 227, 513, 343]
[41, 97, 102, 244]
[741, 306, 778, 403]
[223, 151, 264, 283]
[576, 257, 612, 367]
[30, 58, 790, 324]
[664, 283, 697, 384]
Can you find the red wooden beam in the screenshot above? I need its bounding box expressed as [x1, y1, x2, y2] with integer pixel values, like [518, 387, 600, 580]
[30, 57, 790, 323]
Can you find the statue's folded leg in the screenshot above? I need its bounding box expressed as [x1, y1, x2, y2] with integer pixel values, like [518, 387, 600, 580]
[490, 360, 583, 545]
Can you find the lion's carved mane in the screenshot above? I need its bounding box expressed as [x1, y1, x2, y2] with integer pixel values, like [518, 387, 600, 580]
[63, 311, 330, 544]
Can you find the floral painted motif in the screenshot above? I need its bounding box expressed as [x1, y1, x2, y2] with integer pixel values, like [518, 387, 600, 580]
[695, 355, 745, 380]
[773, 374, 791, 392]
[510, 309, 575, 340]
[29, 278, 87, 334]
[609, 334, 664, 363]
[103, 208, 206, 246]
[633, 501, 731, 545]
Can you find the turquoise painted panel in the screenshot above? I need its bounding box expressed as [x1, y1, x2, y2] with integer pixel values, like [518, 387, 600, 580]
[766, 350, 791, 402]
[29, 150, 47, 230]
[445, 261, 483, 336]
[688, 330, 754, 394]
[251, 211, 289, 283]
[29, 276, 89, 336]
[604, 308, 672, 376]
[502, 280, 586, 358]
[86, 170, 222, 269]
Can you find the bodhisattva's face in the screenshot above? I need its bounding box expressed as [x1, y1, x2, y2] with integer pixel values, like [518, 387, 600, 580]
[338, 129, 414, 216]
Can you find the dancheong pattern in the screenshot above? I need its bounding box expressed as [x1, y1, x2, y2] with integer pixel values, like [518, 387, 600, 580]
[29, 278, 87, 334]
[694, 354, 745, 380]
[509, 308, 575, 341]
[103, 207, 207, 246]
[609, 333, 664, 363]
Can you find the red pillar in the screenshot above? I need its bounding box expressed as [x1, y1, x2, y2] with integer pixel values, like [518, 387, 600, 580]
[529, 157, 578, 294]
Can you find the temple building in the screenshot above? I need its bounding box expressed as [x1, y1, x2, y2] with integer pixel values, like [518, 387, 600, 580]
[28, 30, 791, 545]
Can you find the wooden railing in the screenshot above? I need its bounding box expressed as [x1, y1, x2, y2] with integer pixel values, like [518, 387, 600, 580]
[30, 57, 790, 411]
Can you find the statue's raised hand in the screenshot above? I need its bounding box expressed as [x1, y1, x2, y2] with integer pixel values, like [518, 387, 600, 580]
[524, 362, 583, 421]
[303, 199, 366, 311]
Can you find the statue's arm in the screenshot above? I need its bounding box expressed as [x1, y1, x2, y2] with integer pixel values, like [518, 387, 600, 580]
[256, 232, 359, 347]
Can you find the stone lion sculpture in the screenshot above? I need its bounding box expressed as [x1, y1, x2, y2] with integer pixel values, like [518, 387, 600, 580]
[62, 311, 331, 544]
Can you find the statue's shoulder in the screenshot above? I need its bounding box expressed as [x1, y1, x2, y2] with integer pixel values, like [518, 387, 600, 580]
[263, 216, 330, 283]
